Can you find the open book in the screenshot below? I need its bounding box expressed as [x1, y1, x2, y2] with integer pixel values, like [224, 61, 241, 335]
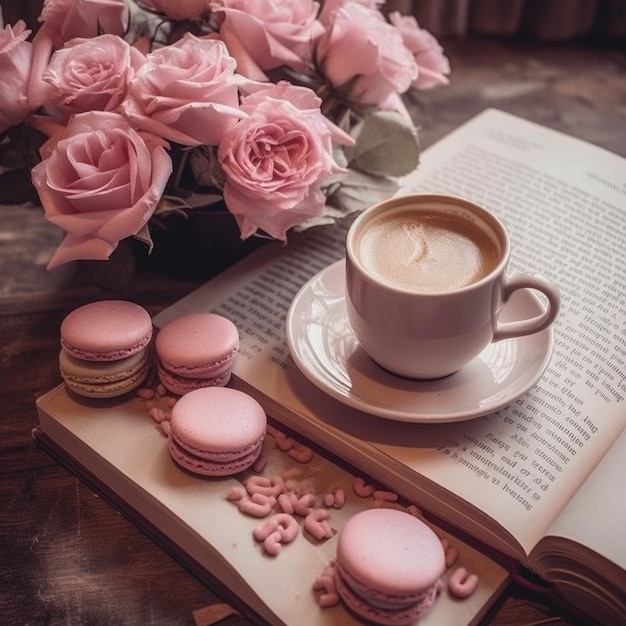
[36, 109, 625, 625]
[150, 110, 626, 624]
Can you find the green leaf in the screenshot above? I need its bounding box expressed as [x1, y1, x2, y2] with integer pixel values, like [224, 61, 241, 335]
[349, 110, 420, 178]
[188, 145, 225, 189]
[183, 192, 223, 209]
[133, 223, 154, 253]
[152, 195, 191, 217]
[327, 169, 400, 215]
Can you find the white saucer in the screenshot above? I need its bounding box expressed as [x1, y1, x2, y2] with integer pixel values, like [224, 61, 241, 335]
[286, 260, 554, 423]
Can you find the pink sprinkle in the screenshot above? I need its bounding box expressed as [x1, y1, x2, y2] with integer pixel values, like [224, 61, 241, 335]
[253, 514, 299, 555]
[352, 478, 375, 498]
[253, 513, 299, 542]
[448, 567, 479, 598]
[166, 397, 177, 408]
[251, 455, 267, 473]
[245, 475, 270, 494]
[318, 592, 339, 608]
[323, 489, 345, 509]
[245, 475, 284, 498]
[226, 487, 246, 501]
[253, 523, 275, 542]
[372, 490, 398, 502]
[253, 492, 276, 507]
[263, 531, 284, 556]
[276, 434, 295, 451]
[313, 569, 340, 608]
[136, 387, 155, 400]
[372, 499, 397, 509]
[287, 445, 313, 463]
[238, 493, 276, 517]
[159, 421, 171, 436]
[277, 493, 295, 515]
[304, 509, 333, 540]
[332, 489, 345, 508]
[156, 383, 167, 396]
[148, 406, 167, 423]
[313, 574, 335, 591]
[293, 493, 316, 516]
[445, 545, 460, 568]
[406, 504, 422, 517]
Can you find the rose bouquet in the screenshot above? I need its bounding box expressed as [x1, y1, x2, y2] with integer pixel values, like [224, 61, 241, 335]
[0, 0, 450, 270]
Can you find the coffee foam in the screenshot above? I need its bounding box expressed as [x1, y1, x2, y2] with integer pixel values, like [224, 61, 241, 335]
[356, 209, 501, 293]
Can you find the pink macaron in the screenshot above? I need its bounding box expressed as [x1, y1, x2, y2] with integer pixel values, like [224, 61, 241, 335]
[156, 313, 239, 395]
[168, 387, 267, 477]
[334, 509, 445, 625]
[61, 300, 153, 361]
[59, 300, 153, 398]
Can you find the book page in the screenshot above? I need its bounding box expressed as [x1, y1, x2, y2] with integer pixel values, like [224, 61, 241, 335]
[36, 385, 508, 626]
[397, 109, 626, 549]
[543, 427, 626, 564]
[155, 109, 626, 558]
[530, 427, 626, 620]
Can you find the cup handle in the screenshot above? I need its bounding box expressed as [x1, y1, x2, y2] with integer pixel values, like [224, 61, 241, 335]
[493, 274, 561, 341]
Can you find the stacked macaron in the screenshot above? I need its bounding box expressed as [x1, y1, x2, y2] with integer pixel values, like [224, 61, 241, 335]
[334, 509, 445, 625]
[168, 387, 267, 477]
[155, 313, 239, 395]
[59, 300, 152, 398]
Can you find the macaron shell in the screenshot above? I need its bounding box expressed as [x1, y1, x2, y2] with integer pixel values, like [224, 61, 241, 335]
[335, 564, 439, 626]
[59, 348, 149, 398]
[168, 436, 263, 477]
[156, 313, 239, 377]
[337, 509, 445, 597]
[61, 300, 152, 361]
[157, 362, 231, 396]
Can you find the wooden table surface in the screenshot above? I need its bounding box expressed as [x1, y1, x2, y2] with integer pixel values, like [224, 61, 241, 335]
[2, 37, 624, 625]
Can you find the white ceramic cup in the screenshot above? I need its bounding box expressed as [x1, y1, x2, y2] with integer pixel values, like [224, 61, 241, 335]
[345, 194, 560, 379]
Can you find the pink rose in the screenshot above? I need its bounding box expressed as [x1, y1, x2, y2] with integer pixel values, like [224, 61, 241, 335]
[389, 12, 450, 90]
[31, 111, 172, 269]
[29, 0, 129, 107]
[209, 0, 321, 81]
[121, 34, 245, 147]
[136, 0, 210, 20]
[42, 35, 144, 118]
[318, 0, 380, 21]
[0, 21, 33, 134]
[315, 3, 417, 107]
[39, 0, 129, 42]
[218, 82, 353, 240]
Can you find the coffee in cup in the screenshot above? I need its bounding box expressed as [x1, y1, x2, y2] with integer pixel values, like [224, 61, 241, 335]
[355, 208, 501, 293]
[345, 194, 560, 379]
